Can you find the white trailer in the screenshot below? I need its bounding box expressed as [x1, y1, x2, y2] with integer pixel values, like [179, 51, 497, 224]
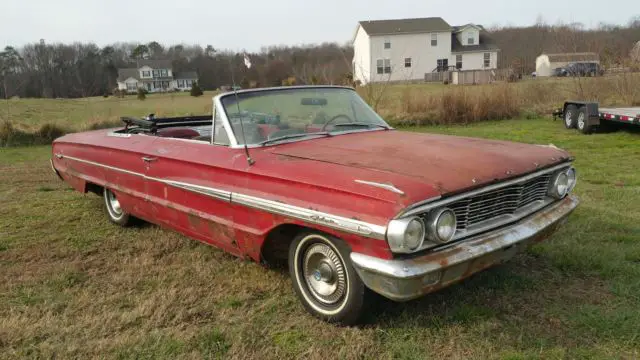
[554, 101, 640, 134]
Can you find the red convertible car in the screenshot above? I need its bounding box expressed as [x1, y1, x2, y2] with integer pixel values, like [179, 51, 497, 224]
[51, 85, 579, 324]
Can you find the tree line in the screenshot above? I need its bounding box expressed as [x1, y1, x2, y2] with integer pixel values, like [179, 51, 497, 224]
[1, 17, 639, 99]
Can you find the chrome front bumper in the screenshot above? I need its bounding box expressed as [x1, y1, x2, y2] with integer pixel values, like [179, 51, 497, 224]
[350, 195, 580, 302]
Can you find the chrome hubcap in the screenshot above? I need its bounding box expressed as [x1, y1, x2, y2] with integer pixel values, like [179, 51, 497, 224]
[107, 190, 122, 216]
[303, 243, 346, 305]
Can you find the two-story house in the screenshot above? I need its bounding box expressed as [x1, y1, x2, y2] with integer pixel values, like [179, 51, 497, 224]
[116, 60, 199, 93]
[352, 17, 500, 84]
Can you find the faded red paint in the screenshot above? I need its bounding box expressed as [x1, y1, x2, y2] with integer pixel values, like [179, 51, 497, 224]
[51, 126, 571, 263]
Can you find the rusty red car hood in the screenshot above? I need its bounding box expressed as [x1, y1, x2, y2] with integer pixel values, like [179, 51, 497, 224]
[271, 130, 571, 195]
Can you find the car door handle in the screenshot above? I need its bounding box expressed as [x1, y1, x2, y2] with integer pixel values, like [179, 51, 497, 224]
[141, 156, 158, 163]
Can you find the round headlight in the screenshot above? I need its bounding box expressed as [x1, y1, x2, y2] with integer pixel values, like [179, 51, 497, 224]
[549, 171, 569, 199]
[386, 216, 425, 253]
[566, 167, 577, 193]
[427, 208, 457, 243]
[405, 218, 426, 250]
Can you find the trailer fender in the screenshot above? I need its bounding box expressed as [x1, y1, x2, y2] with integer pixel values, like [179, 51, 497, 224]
[564, 101, 600, 126]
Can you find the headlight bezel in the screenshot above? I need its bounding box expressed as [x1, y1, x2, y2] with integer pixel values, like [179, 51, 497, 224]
[386, 216, 426, 253]
[548, 167, 577, 199]
[426, 208, 458, 244]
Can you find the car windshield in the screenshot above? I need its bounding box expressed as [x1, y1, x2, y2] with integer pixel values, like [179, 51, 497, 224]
[220, 87, 391, 146]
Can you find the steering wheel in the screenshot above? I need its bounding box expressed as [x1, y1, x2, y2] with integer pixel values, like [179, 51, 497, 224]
[321, 114, 353, 131]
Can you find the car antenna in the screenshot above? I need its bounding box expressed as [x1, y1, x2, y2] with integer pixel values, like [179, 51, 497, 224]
[230, 52, 255, 166]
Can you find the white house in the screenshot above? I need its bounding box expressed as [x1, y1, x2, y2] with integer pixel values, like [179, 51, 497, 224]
[117, 60, 199, 93]
[352, 17, 500, 84]
[535, 52, 600, 77]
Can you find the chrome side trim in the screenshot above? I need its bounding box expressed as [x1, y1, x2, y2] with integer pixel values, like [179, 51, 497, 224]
[232, 193, 387, 240]
[355, 180, 405, 195]
[155, 179, 231, 202]
[396, 162, 572, 219]
[57, 154, 387, 240]
[60, 154, 143, 177]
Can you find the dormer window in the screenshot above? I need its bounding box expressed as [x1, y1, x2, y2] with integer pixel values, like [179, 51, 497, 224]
[142, 70, 150, 78]
[467, 32, 475, 45]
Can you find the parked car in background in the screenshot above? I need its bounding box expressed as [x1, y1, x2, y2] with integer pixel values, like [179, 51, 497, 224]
[50, 85, 580, 325]
[557, 62, 604, 77]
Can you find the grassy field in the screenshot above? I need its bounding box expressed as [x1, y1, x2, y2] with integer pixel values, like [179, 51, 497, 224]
[1, 117, 639, 359]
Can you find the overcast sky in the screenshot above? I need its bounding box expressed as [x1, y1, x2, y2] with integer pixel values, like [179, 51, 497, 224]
[1, 0, 637, 51]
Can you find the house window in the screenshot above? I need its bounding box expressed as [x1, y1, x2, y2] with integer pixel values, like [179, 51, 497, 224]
[376, 59, 391, 74]
[436, 59, 449, 72]
[178, 80, 185, 88]
[467, 32, 474, 45]
[152, 70, 159, 77]
[431, 33, 437, 46]
[126, 82, 137, 91]
[141, 71, 150, 77]
[456, 55, 462, 69]
[384, 40, 391, 49]
[161, 69, 168, 77]
[484, 53, 491, 68]
[185, 79, 193, 87]
[405, 58, 412, 68]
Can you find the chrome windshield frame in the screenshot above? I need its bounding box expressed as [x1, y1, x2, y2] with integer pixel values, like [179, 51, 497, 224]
[212, 85, 393, 149]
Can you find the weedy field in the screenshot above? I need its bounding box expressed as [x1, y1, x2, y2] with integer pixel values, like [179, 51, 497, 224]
[1, 117, 639, 359]
[2, 74, 639, 147]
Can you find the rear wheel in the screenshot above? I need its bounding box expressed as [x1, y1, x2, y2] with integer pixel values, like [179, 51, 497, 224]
[289, 232, 367, 325]
[103, 188, 133, 226]
[564, 105, 578, 129]
[577, 106, 593, 134]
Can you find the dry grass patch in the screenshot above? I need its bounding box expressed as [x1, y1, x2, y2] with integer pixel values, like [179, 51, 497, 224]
[1, 117, 640, 359]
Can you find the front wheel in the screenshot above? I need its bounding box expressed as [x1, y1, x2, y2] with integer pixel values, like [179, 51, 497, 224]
[288, 232, 367, 325]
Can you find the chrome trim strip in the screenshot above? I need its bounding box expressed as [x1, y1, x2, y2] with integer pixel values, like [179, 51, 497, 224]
[355, 180, 405, 195]
[57, 154, 387, 240]
[396, 162, 572, 219]
[60, 154, 144, 177]
[232, 193, 387, 240]
[156, 179, 231, 202]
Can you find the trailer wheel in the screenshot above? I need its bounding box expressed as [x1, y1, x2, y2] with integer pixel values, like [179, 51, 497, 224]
[577, 106, 593, 134]
[564, 105, 578, 129]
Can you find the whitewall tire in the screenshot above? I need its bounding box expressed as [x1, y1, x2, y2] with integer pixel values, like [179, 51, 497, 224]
[288, 232, 367, 325]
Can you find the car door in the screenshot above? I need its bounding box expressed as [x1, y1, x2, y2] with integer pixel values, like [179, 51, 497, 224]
[142, 114, 245, 256]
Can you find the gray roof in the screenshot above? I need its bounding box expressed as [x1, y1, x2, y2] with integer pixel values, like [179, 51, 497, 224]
[136, 59, 172, 69]
[174, 71, 198, 80]
[358, 17, 451, 36]
[451, 27, 500, 53]
[117, 68, 139, 82]
[543, 52, 599, 62]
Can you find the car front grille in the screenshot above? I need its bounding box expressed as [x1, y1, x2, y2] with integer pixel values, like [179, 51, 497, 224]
[444, 173, 552, 231]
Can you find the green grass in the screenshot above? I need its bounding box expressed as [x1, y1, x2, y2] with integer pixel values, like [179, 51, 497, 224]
[0, 91, 217, 132]
[1, 118, 639, 359]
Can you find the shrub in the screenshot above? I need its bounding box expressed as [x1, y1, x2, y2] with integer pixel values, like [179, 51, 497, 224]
[137, 88, 147, 100]
[87, 119, 122, 130]
[190, 82, 203, 97]
[37, 123, 68, 143]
